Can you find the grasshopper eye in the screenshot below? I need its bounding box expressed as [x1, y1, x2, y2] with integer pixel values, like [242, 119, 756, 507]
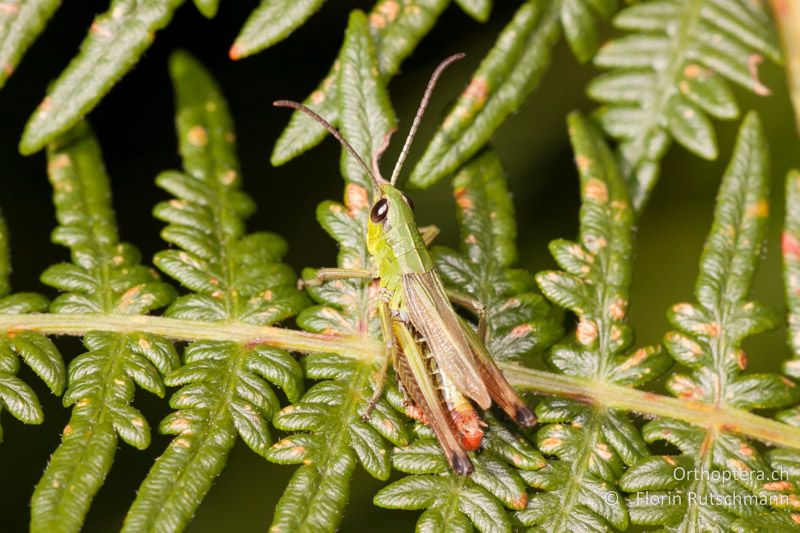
[370, 197, 389, 223]
[402, 192, 415, 212]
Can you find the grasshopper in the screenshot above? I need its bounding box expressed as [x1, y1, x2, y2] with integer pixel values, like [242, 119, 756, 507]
[275, 54, 535, 476]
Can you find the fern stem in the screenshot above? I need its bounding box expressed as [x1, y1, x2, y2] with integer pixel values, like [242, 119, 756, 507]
[5, 313, 800, 450]
[500, 363, 800, 451]
[771, 0, 800, 135]
[0, 313, 379, 359]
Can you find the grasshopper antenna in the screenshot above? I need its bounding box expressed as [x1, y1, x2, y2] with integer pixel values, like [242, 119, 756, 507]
[389, 52, 466, 186]
[273, 100, 384, 191]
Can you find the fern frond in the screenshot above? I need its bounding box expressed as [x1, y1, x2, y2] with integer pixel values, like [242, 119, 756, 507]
[728, 169, 800, 528]
[433, 149, 562, 361]
[192, 0, 219, 19]
[618, 113, 799, 530]
[561, 0, 616, 62]
[409, 1, 559, 188]
[30, 122, 177, 533]
[409, 0, 617, 188]
[733, 511, 800, 532]
[375, 150, 553, 530]
[376, 413, 543, 531]
[589, 0, 781, 211]
[266, 13, 408, 531]
[777, 170, 800, 435]
[772, 2, 800, 135]
[230, 0, 327, 60]
[19, 0, 186, 155]
[121, 51, 307, 533]
[519, 113, 671, 530]
[784, 170, 800, 379]
[0, 0, 60, 90]
[729, 445, 800, 530]
[270, 0, 448, 166]
[454, 0, 492, 23]
[0, 208, 64, 443]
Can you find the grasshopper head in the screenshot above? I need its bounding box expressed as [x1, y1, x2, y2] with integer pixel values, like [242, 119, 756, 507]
[369, 184, 416, 232]
[367, 183, 429, 273]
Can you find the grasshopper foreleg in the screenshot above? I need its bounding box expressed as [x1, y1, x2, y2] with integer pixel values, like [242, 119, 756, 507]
[298, 267, 373, 289]
[418, 225, 440, 247]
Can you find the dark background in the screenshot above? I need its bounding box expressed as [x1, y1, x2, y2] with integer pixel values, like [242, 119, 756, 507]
[0, 1, 797, 531]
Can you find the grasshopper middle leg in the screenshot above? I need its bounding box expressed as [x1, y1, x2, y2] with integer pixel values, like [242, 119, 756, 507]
[445, 288, 488, 342]
[361, 298, 396, 420]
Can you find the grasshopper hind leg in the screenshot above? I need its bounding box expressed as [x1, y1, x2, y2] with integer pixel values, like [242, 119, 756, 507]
[393, 321, 474, 476]
[450, 454, 474, 477]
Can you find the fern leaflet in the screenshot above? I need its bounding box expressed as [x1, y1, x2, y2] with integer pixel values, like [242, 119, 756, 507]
[0, 0, 60, 90]
[30, 122, 177, 533]
[409, 0, 617, 188]
[0, 209, 64, 443]
[519, 113, 671, 531]
[619, 113, 799, 530]
[266, 13, 408, 531]
[271, 0, 449, 166]
[121, 50, 307, 533]
[19, 0, 186, 155]
[590, 0, 781, 211]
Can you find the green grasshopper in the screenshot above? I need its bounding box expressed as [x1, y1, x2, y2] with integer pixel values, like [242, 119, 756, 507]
[275, 54, 535, 476]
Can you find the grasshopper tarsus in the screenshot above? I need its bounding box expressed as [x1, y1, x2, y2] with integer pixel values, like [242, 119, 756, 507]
[515, 406, 538, 428]
[451, 454, 474, 477]
[360, 403, 377, 422]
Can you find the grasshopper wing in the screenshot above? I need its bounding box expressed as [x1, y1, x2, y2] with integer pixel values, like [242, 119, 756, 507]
[393, 321, 473, 476]
[402, 271, 491, 409]
[458, 316, 537, 427]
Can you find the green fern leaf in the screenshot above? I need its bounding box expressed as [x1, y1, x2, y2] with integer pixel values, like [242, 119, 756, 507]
[271, 0, 448, 166]
[29, 122, 177, 533]
[0, 304, 64, 430]
[19, 0, 186, 155]
[409, 1, 560, 188]
[192, 0, 218, 18]
[230, 0, 327, 60]
[784, 170, 800, 379]
[618, 113, 799, 530]
[376, 150, 554, 530]
[0, 0, 60, 90]
[589, 0, 781, 211]
[267, 13, 408, 531]
[337, 12, 397, 192]
[520, 113, 671, 530]
[409, 0, 616, 188]
[776, 169, 800, 448]
[376, 413, 542, 532]
[455, 0, 492, 23]
[561, 0, 616, 62]
[728, 169, 800, 527]
[0, 288, 61, 438]
[0, 209, 65, 442]
[733, 511, 800, 532]
[728, 445, 800, 529]
[433, 149, 562, 362]
[121, 51, 307, 533]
